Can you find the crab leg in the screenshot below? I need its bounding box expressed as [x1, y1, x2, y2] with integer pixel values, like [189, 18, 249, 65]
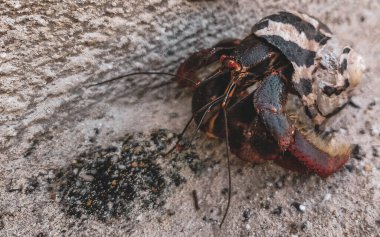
[175, 39, 240, 88]
[227, 92, 279, 163]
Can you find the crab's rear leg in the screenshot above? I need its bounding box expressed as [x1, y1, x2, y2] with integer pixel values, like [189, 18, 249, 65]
[175, 39, 240, 88]
[254, 73, 350, 177]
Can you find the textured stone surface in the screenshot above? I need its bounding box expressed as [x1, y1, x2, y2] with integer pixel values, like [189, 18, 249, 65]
[1, 0, 379, 236]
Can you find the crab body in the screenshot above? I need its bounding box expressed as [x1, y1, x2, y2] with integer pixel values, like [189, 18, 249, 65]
[175, 11, 364, 177]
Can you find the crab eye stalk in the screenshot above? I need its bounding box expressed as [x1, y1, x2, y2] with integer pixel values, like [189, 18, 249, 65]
[219, 54, 228, 62]
[227, 60, 241, 71]
[220, 55, 241, 71]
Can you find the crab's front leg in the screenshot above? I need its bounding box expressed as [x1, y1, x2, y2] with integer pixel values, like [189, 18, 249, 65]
[254, 73, 350, 177]
[175, 39, 241, 88]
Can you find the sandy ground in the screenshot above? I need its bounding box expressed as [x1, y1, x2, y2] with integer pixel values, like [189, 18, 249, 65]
[1, 0, 379, 236]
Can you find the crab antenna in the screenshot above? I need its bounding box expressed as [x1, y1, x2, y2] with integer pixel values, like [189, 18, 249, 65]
[220, 106, 232, 228]
[87, 71, 198, 87]
[188, 99, 219, 144]
[164, 69, 229, 156]
[165, 95, 225, 156]
[164, 115, 194, 156]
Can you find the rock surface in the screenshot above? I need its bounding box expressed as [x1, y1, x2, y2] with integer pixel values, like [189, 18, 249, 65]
[1, 0, 379, 236]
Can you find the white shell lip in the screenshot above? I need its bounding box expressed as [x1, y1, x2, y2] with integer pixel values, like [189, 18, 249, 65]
[346, 49, 366, 88]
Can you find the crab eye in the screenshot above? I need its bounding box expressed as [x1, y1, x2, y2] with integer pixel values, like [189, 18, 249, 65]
[227, 60, 240, 70]
[220, 55, 241, 71]
[220, 55, 228, 62]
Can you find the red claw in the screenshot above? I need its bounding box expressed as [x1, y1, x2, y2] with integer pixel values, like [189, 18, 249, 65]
[286, 131, 350, 177]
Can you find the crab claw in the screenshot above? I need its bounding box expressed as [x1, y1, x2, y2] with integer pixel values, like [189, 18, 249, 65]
[253, 73, 350, 177]
[284, 131, 350, 177]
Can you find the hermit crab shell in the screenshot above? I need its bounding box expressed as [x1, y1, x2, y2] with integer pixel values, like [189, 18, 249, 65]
[252, 11, 332, 85]
[252, 11, 365, 116]
[314, 37, 365, 116]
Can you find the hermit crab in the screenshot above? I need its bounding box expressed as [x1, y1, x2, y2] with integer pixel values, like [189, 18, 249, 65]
[91, 10, 365, 227]
[175, 10, 365, 178]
